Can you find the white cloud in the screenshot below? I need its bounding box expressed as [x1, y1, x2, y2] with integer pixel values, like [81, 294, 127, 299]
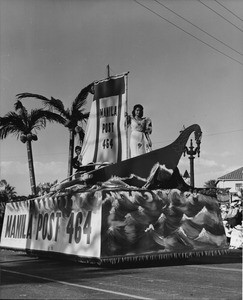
[34, 161, 66, 176]
[1, 161, 29, 176]
[178, 157, 218, 169]
[218, 151, 232, 158]
[196, 158, 218, 168]
[1, 160, 66, 177]
[0, 160, 67, 195]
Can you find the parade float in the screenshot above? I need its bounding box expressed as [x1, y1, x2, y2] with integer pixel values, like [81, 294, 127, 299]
[0, 73, 228, 265]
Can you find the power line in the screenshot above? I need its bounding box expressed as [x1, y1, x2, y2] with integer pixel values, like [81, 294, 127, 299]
[154, 0, 243, 56]
[204, 129, 243, 137]
[133, 0, 243, 66]
[154, 129, 243, 145]
[198, 0, 243, 33]
[214, 0, 243, 23]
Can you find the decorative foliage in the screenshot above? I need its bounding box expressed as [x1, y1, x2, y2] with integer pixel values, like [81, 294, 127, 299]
[36, 180, 58, 196]
[204, 179, 217, 188]
[100, 187, 227, 257]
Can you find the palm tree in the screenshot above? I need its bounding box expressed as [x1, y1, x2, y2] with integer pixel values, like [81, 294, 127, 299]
[0, 179, 17, 203]
[0, 101, 65, 195]
[17, 82, 93, 178]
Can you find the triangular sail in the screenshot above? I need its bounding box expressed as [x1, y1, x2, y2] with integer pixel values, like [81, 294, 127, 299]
[81, 73, 128, 165]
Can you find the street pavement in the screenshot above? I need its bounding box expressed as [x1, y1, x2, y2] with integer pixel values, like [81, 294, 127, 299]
[0, 248, 242, 299]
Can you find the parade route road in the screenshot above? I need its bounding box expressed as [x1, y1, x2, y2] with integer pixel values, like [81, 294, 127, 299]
[0, 249, 242, 299]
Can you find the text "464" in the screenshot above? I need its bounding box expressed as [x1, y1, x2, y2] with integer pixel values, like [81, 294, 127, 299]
[66, 211, 92, 244]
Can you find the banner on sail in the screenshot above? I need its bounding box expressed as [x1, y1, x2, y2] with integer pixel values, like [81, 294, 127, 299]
[81, 73, 128, 165]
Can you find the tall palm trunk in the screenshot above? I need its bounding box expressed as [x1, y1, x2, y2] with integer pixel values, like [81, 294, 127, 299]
[26, 140, 37, 195]
[68, 129, 75, 179]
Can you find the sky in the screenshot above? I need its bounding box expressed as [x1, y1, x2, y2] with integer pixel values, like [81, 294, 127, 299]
[0, 0, 242, 196]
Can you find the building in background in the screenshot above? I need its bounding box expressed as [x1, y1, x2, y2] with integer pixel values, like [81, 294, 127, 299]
[216, 167, 243, 203]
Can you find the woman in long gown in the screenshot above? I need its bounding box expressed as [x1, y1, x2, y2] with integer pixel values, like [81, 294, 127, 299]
[127, 104, 152, 158]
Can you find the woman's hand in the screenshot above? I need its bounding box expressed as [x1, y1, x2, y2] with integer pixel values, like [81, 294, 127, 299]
[145, 133, 152, 148]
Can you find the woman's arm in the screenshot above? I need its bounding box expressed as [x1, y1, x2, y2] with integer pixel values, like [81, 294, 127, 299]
[145, 132, 152, 148]
[145, 117, 152, 148]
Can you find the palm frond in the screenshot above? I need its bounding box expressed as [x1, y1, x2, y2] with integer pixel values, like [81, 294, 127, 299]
[27, 109, 46, 131]
[78, 128, 86, 144]
[75, 111, 90, 124]
[65, 108, 71, 119]
[14, 100, 25, 110]
[41, 110, 66, 125]
[82, 112, 90, 119]
[29, 109, 66, 131]
[72, 82, 94, 111]
[14, 100, 28, 122]
[0, 113, 26, 139]
[16, 93, 68, 117]
[47, 97, 67, 115]
[17, 93, 50, 102]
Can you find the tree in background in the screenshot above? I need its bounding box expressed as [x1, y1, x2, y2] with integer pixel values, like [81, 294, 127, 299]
[36, 180, 58, 196]
[17, 82, 93, 179]
[0, 101, 65, 195]
[0, 179, 17, 203]
[0, 179, 17, 231]
[204, 179, 217, 188]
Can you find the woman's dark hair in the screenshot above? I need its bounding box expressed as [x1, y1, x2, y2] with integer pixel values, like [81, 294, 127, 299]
[132, 104, 144, 117]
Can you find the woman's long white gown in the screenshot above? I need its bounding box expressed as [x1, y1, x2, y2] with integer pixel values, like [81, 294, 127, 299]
[130, 117, 152, 157]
